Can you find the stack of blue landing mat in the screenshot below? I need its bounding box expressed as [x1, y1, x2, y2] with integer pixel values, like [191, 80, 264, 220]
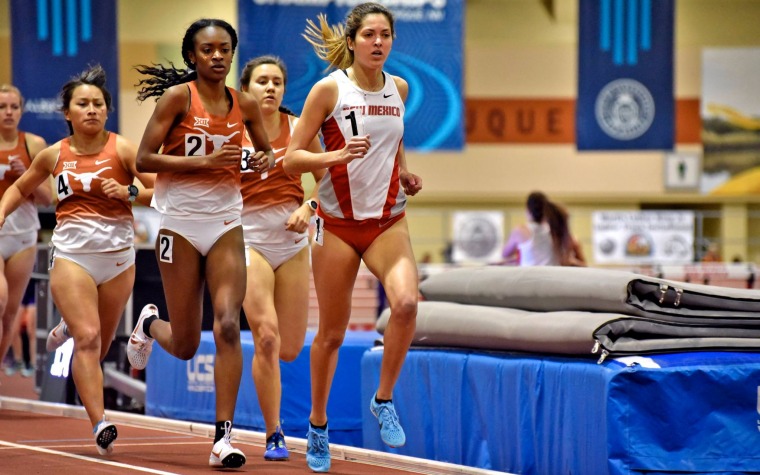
[367, 266, 760, 475]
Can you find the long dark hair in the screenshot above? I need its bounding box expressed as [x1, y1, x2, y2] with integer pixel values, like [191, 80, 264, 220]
[60, 64, 112, 134]
[526, 191, 574, 264]
[239, 55, 295, 117]
[134, 18, 238, 102]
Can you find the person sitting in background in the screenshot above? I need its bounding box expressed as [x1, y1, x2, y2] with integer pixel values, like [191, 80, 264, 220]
[501, 191, 586, 267]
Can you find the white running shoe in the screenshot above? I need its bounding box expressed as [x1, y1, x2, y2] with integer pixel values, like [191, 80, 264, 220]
[46, 318, 70, 352]
[93, 416, 117, 455]
[127, 304, 158, 370]
[209, 421, 246, 468]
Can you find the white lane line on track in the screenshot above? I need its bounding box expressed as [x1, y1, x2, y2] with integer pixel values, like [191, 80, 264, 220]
[0, 439, 183, 475]
[0, 440, 209, 450]
[16, 435, 198, 444]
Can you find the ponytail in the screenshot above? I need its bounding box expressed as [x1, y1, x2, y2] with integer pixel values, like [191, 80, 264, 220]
[134, 18, 237, 102]
[302, 14, 352, 70]
[134, 62, 197, 102]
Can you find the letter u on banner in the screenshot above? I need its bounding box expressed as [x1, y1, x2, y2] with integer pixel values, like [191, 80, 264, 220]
[576, 0, 674, 151]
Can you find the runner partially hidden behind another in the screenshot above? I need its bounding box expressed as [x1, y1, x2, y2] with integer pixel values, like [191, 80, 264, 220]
[238, 54, 325, 462]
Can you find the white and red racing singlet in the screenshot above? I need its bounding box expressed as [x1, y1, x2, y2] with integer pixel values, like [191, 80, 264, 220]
[318, 70, 406, 222]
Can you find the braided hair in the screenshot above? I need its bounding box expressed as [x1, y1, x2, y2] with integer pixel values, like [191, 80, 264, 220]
[134, 18, 238, 102]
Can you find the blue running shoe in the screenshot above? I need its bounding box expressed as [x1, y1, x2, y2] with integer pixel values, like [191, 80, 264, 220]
[264, 426, 289, 461]
[306, 424, 330, 472]
[370, 394, 406, 448]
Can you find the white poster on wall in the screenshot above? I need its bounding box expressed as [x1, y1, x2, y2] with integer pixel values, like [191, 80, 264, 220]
[452, 211, 504, 264]
[593, 211, 694, 264]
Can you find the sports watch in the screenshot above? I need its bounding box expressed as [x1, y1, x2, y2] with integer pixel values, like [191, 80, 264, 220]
[306, 199, 318, 212]
[127, 184, 139, 202]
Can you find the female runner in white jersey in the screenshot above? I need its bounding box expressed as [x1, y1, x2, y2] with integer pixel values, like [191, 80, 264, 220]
[0, 65, 155, 456]
[238, 55, 325, 461]
[283, 3, 423, 472]
[128, 18, 274, 469]
[0, 84, 50, 372]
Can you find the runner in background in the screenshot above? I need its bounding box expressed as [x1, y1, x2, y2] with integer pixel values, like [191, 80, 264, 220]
[239, 55, 325, 461]
[0, 84, 50, 377]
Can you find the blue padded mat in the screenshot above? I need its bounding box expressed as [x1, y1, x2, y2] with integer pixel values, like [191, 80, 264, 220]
[361, 348, 760, 474]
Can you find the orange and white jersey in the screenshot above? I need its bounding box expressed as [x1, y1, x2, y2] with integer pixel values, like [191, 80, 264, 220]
[0, 132, 40, 235]
[52, 133, 134, 253]
[318, 70, 406, 222]
[153, 81, 245, 217]
[240, 113, 303, 214]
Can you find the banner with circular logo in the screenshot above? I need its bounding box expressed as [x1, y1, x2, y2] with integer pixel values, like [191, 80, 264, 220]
[577, 0, 674, 150]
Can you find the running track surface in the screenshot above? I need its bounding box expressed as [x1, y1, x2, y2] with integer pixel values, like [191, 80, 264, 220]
[0, 370, 507, 474]
[0, 398, 506, 474]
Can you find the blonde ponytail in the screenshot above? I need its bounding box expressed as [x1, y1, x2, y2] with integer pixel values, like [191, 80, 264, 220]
[302, 14, 353, 70]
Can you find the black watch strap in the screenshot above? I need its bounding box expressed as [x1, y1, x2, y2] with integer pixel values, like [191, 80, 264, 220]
[128, 184, 139, 202]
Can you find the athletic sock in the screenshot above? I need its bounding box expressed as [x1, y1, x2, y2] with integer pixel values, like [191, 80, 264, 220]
[143, 315, 158, 339]
[310, 421, 328, 431]
[375, 396, 392, 405]
[214, 421, 230, 443]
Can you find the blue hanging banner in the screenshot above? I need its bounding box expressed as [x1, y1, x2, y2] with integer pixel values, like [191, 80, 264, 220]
[10, 0, 119, 143]
[577, 0, 674, 150]
[238, 0, 464, 152]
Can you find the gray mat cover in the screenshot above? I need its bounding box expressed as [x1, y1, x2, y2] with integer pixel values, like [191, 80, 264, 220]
[419, 266, 760, 326]
[385, 266, 760, 357]
[377, 301, 615, 355]
[376, 301, 760, 357]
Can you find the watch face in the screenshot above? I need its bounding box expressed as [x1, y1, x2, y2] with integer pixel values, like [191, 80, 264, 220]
[309, 200, 318, 210]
